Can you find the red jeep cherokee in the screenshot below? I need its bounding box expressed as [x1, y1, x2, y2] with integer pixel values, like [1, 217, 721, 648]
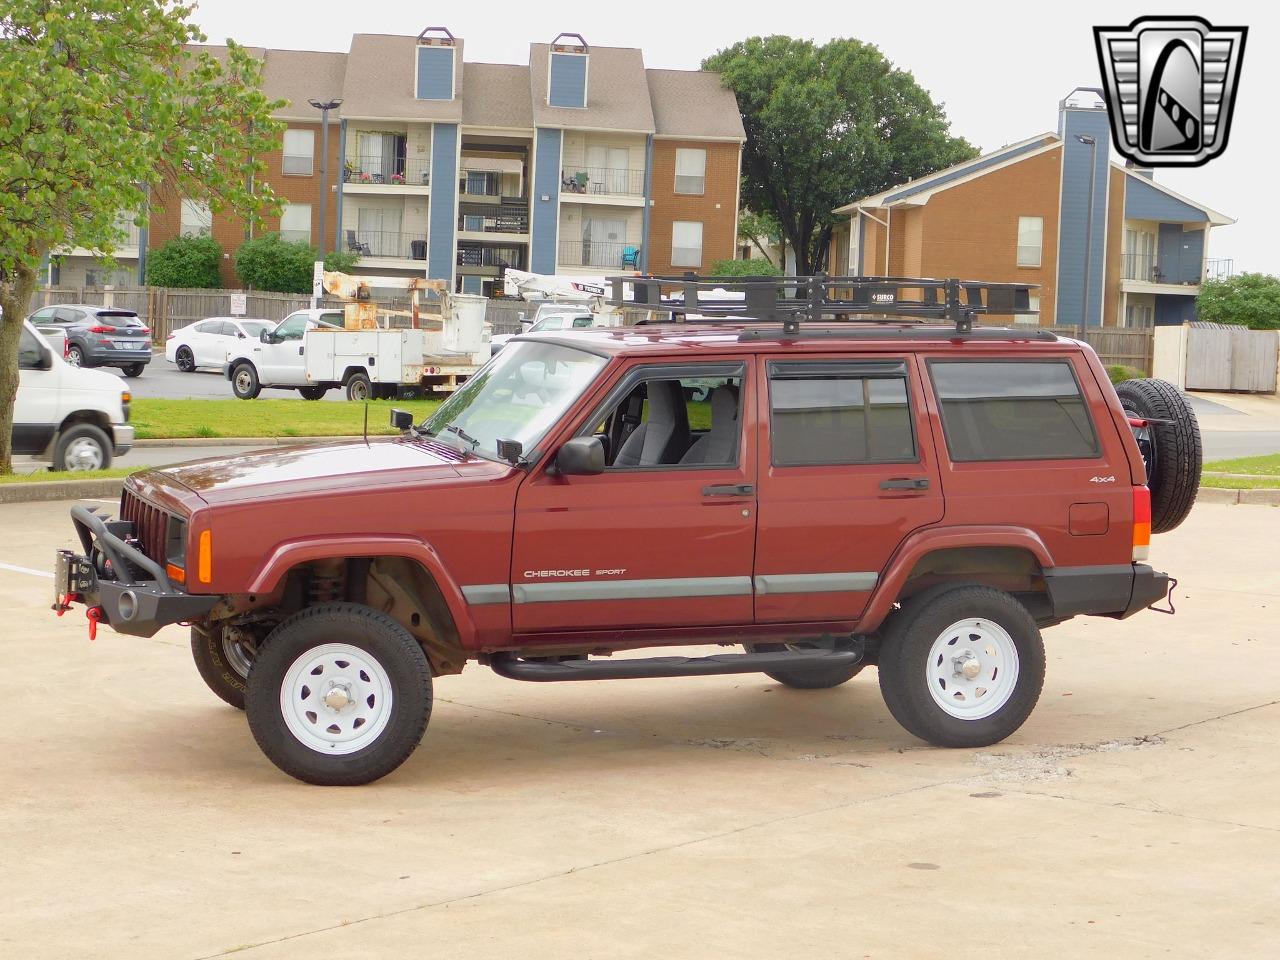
[54, 277, 1197, 785]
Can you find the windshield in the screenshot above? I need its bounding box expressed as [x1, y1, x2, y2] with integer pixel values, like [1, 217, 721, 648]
[422, 341, 607, 459]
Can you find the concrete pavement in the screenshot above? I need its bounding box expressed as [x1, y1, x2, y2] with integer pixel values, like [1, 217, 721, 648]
[1, 499, 1278, 958]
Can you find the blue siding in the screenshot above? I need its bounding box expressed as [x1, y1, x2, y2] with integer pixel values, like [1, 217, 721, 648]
[1055, 108, 1110, 327]
[1125, 176, 1207, 223]
[641, 134, 653, 271]
[1158, 223, 1205, 285]
[549, 53, 587, 108]
[883, 139, 1048, 204]
[416, 46, 454, 100]
[1155, 293, 1197, 326]
[427, 124, 458, 283]
[530, 128, 562, 273]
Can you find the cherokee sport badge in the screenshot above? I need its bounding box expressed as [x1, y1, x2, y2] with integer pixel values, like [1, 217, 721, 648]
[1094, 16, 1247, 167]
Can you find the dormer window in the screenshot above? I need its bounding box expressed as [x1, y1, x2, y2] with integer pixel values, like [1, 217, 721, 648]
[548, 32, 588, 108]
[416, 26, 456, 101]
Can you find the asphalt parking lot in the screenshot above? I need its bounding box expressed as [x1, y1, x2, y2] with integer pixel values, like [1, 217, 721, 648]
[2, 498, 1278, 959]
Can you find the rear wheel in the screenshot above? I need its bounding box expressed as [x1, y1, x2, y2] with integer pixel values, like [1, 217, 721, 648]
[345, 373, 372, 402]
[878, 585, 1045, 748]
[175, 347, 196, 373]
[245, 603, 432, 785]
[231, 362, 261, 400]
[1114, 378, 1201, 533]
[66, 344, 85, 367]
[747, 642, 865, 689]
[52, 423, 112, 471]
[190, 624, 255, 710]
[121, 363, 145, 378]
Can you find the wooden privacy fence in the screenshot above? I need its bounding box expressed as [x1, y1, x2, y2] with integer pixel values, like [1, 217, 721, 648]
[1047, 325, 1154, 373]
[1184, 324, 1279, 392]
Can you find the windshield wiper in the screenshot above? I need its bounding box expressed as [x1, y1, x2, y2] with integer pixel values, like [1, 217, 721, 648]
[445, 424, 480, 450]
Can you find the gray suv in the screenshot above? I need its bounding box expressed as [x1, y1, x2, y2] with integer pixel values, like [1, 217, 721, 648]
[26, 304, 152, 377]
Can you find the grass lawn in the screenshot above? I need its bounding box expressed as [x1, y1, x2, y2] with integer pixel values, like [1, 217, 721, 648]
[131, 398, 443, 440]
[1201, 474, 1280, 490]
[0, 467, 134, 485]
[1202, 453, 1280, 478]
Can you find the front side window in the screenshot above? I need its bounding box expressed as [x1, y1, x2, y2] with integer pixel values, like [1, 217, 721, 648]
[282, 129, 315, 176]
[1017, 216, 1043, 267]
[29, 307, 57, 323]
[18, 326, 47, 369]
[423, 342, 607, 460]
[674, 148, 706, 195]
[180, 199, 212, 237]
[929, 360, 1099, 462]
[671, 220, 703, 268]
[280, 203, 312, 244]
[275, 315, 308, 340]
[768, 361, 916, 466]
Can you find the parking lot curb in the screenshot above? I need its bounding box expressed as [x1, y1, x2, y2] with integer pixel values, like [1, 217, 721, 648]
[1197, 487, 1280, 506]
[132, 436, 365, 448]
[0, 478, 125, 505]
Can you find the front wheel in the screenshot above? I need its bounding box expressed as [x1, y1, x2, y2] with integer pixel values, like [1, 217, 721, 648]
[877, 585, 1045, 748]
[246, 603, 433, 785]
[231, 362, 261, 400]
[52, 423, 112, 471]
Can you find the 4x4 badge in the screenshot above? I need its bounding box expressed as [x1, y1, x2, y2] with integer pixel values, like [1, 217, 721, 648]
[1090, 476, 1116, 484]
[1094, 16, 1247, 167]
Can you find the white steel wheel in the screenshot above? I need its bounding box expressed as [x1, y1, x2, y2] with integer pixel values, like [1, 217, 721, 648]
[925, 619, 1020, 720]
[280, 643, 394, 755]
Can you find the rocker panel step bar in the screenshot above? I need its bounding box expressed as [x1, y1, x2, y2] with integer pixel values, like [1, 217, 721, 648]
[488, 645, 863, 682]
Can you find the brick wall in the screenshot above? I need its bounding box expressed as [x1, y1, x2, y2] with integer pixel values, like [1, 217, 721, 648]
[647, 139, 740, 275]
[147, 119, 342, 287]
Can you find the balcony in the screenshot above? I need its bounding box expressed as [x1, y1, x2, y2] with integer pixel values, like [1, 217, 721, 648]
[458, 202, 530, 237]
[457, 243, 525, 277]
[559, 166, 646, 205]
[343, 155, 431, 192]
[55, 218, 142, 259]
[558, 239, 642, 271]
[1206, 258, 1235, 281]
[344, 229, 428, 262]
[1121, 252, 1225, 288]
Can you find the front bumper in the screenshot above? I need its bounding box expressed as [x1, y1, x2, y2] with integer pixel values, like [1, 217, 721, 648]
[1043, 563, 1172, 621]
[55, 505, 218, 638]
[112, 424, 135, 456]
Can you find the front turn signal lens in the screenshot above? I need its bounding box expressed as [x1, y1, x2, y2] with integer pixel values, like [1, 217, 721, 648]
[166, 563, 186, 585]
[197, 530, 212, 584]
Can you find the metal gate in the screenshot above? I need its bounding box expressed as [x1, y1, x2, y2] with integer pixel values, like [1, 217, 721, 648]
[1185, 324, 1279, 391]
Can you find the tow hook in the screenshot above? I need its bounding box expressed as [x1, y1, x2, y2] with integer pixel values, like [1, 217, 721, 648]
[86, 606, 105, 641]
[52, 592, 80, 616]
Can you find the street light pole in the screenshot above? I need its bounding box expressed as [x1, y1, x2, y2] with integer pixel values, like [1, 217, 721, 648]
[308, 98, 343, 258]
[1077, 133, 1098, 327]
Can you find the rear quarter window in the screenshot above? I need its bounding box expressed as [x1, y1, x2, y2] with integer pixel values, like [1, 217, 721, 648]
[929, 359, 1099, 462]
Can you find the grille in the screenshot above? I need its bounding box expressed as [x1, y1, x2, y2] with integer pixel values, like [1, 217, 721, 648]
[119, 488, 170, 564]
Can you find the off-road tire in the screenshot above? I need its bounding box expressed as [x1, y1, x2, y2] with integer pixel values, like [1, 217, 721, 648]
[1114, 378, 1201, 533]
[246, 603, 432, 786]
[175, 347, 196, 372]
[191, 625, 251, 710]
[878, 585, 1045, 748]
[231, 362, 262, 400]
[121, 363, 145, 378]
[345, 373, 372, 402]
[747, 642, 865, 689]
[52, 422, 112, 471]
[299, 385, 328, 401]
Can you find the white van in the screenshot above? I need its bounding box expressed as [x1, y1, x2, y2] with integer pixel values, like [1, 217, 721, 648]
[13, 319, 134, 470]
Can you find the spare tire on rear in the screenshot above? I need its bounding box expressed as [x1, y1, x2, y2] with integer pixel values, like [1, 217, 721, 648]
[1113, 378, 1201, 534]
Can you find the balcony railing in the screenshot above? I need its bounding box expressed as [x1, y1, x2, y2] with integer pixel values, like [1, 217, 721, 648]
[1121, 252, 1218, 285]
[458, 206, 530, 235]
[343, 155, 431, 187]
[561, 166, 645, 198]
[344, 230, 428, 260]
[558, 239, 641, 270]
[1206, 258, 1234, 280]
[457, 244, 524, 271]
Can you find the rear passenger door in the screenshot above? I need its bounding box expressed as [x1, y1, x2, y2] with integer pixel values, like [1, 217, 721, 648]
[755, 357, 944, 623]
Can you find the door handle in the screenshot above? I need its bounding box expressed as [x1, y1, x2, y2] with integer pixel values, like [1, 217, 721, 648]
[702, 483, 755, 497]
[880, 477, 930, 491]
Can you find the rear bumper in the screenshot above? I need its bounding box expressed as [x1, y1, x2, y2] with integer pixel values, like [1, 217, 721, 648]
[84, 345, 152, 365]
[56, 505, 218, 638]
[1043, 563, 1171, 621]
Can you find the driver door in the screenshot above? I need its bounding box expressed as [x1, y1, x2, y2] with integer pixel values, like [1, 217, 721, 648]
[256, 313, 309, 385]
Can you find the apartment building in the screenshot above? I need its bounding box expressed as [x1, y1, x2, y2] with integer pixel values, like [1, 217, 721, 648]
[72, 31, 743, 296]
[829, 89, 1234, 327]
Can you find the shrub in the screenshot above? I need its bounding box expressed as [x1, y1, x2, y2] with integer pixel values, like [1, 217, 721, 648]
[706, 258, 783, 277]
[1107, 364, 1145, 385]
[1196, 273, 1280, 330]
[145, 235, 223, 288]
[234, 234, 360, 293]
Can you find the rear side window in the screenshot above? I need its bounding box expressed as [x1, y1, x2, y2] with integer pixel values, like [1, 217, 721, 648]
[768, 360, 916, 466]
[929, 359, 1099, 461]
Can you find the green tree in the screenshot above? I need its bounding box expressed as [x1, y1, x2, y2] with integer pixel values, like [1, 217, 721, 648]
[704, 36, 976, 275]
[0, 0, 283, 472]
[737, 209, 781, 267]
[1196, 273, 1280, 330]
[234, 233, 358, 294]
[707, 258, 783, 277]
[145, 235, 224, 289]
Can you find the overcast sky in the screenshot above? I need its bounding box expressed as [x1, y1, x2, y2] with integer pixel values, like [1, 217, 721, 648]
[190, 0, 1277, 273]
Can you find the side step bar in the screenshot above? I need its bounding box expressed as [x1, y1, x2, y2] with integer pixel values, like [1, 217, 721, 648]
[488, 643, 863, 683]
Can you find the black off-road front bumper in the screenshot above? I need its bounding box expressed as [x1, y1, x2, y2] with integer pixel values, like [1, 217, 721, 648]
[54, 506, 218, 638]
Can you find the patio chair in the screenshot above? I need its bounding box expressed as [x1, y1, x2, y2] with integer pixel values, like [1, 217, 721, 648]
[621, 245, 641, 269]
[346, 230, 371, 256]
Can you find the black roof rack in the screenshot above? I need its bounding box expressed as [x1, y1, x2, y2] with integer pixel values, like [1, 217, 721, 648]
[609, 274, 1040, 337]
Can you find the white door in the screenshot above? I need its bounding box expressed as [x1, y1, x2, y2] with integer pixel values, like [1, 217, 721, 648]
[14, 324, 60, 455]
[253, 314, 310, 386]
[187, 321, 219, 368]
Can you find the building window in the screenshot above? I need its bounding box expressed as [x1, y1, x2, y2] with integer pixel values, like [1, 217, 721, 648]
[671, 221, 703, 268]
[1125, 301, 1154, 327]
[280, 203, 312, 244]
[1016, 216, 1043, 267]
[1014, 294, 1041, 325]
[282, 129, 315, 176]
[180, 200, 212, 237]
[674, 148, 706, 195]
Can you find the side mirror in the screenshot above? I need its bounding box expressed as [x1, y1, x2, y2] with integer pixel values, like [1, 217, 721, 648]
[555, 436, 604, 476]
[389, 408, 414, 431]
[237, 332, 246, 339]
[260, 330, 273, 344]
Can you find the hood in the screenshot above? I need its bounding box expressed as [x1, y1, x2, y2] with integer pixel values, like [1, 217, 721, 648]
[150, 437, 478, 504]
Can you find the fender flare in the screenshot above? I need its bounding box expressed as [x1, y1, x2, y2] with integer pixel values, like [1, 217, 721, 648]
[248, 534, 477, 648]
[859, 526, 1055, 633]
[226, 356, 257, 381]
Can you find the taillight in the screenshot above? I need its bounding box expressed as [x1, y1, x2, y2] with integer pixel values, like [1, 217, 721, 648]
[139, 328, 150, 335]
[166, 332, 175, 340]
[1132, 486, 1151, 561]
[87, 325, 113, 333]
